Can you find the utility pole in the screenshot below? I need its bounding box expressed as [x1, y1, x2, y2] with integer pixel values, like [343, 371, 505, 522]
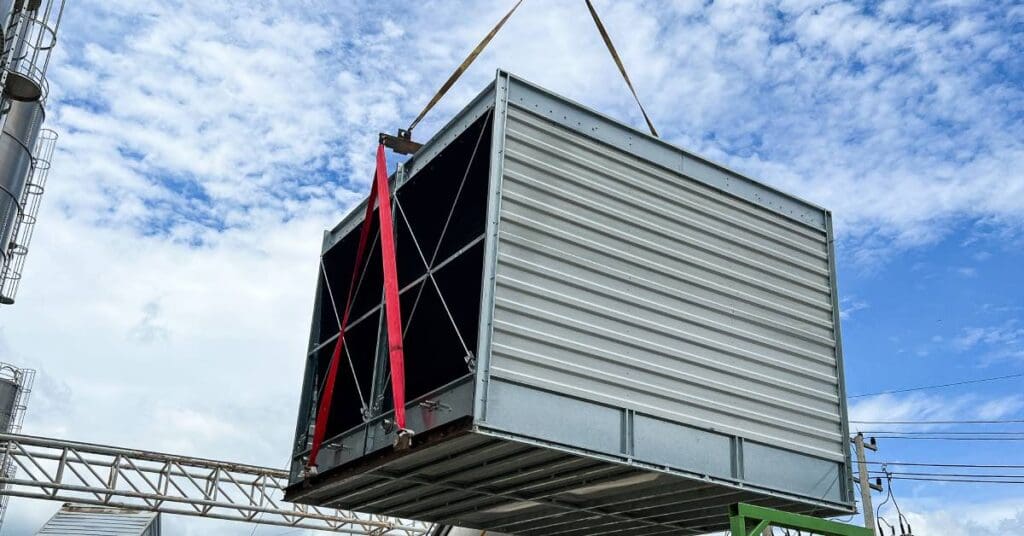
[852, 432, 882, 535]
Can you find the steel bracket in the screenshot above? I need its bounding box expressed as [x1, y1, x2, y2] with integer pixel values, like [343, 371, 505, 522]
[379, 129, 422, 155]
[729, 503, 873, 536]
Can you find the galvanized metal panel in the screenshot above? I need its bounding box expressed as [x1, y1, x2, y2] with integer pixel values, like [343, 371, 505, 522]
[296, 427, 842, 535]
[502, 77, 827, 230]
[485, 76, 847, 474]
[36, 505, 160, 536]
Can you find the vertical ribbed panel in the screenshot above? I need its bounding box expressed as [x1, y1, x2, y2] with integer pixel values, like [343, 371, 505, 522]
[489, 106, 844, 460]
[36, 507, 160, 535]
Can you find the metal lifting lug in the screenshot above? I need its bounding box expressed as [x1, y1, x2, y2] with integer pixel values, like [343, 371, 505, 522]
[302, 463, 318, 478]
[394, 428, 414, 450]
[379, 129, 422, 155]
[418, 399, 451, 412]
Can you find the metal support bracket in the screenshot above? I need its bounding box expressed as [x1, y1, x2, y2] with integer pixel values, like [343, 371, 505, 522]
[393, 428, 414, 450]
[729, 503, 873, 536]
[379, 130, 422, 155]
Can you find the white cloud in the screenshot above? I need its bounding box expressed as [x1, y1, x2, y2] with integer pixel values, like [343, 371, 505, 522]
[976, 396, 1024, 420]
[956, 266, 978, 278]
[840, 296, 870, 320]
[954, 319, 1024, 361]
[46, 0, 1024, 252]
[876, 497, 1024, 536]
[127, 300, 170, 343]
[849, 392, 1024, 432]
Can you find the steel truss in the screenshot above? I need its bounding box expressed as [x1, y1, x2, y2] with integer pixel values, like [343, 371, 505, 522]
[0, 433, 431, 535]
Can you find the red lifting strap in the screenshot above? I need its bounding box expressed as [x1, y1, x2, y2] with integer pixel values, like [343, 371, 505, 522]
[307, 144, 407, 469]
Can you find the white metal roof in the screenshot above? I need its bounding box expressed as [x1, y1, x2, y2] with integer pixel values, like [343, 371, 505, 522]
[36, 504, 159, 536]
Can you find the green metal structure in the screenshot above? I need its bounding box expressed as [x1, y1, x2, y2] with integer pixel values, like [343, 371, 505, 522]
[729, 503, 873, 536]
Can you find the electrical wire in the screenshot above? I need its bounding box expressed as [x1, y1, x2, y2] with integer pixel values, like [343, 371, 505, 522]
[869, 435, 1024, 441]
[863, 461, 1024, 468]
[870, 471, 1024, 478]
[857, 430, 1024, 435]
[886, 473, 911, 535]
[847, 372, 1024, 398]
[883, 476, 1024, 484]
[851, 418, 1024, 424]
[874, 466, 893, 533]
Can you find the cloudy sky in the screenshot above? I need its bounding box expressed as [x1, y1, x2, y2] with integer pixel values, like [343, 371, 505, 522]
[1, 0, 1023, 534]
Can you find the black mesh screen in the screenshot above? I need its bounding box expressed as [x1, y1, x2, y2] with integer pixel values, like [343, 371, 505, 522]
[311, 112, 493, 439]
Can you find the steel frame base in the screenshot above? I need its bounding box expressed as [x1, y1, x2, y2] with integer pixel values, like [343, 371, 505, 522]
[729, 503, 871, 536]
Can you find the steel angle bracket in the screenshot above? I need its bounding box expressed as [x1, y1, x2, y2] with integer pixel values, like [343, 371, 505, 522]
[729, 503, 873, 536]
[379, 130, 422, 155]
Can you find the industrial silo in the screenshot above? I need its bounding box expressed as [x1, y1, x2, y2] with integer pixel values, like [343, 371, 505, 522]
[286, 70, 855, 535]
[0, 0, 63, 305]
[0, 363, 35, 527]
[0, 375, 18, 432]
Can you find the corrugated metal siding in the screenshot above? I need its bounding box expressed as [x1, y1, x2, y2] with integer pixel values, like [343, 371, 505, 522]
[36, 506, 159, 536]
[488, 106, 844, 460]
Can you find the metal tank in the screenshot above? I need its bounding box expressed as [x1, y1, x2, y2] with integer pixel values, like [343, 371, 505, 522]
[0, 363, 34, 528]
[286, 70, 855, 535]
[0, 377, 18, 431]
[0, 0, 63, 305]
[0, 99, 43, 266]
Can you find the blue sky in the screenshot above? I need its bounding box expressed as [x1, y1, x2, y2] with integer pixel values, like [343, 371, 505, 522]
[842, 221, 1024, 518]
[0, 0, 1022, 534]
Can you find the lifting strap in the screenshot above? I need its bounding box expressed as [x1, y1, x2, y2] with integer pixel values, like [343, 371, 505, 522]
[407, 0, 526, 134]
[404, 0, 658, 141]
[307, 144, 407, 469]
[584, 0, 659, 138]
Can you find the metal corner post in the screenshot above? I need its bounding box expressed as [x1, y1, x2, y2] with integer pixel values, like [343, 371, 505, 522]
[825, 210, 856, 503]
[291, 231, 331, 460]
[729, 503, 873, 536]
[472, 70, 511, 423]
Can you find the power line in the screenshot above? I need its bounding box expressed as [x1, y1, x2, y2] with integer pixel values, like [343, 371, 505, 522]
[863, 461, 1024, 468]
[870, 471, 1024, 478]
[869, 435, 1024, 441]
[882, 476, 1024, 484]
[847, 420, 1024, 424]
[857, 430, 1024, 435]
[847, 372, 1024, 399]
